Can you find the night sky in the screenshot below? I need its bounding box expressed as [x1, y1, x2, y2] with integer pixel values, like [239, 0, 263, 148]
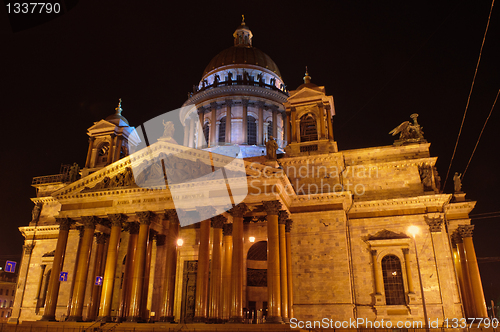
[1, 1, 499, 305]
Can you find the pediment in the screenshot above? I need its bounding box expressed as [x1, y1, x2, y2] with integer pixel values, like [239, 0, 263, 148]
[51, 141, 285, 198]
[288, 87, 326, 101]
[367, 229, 409, 240]
[87, 119, 119, 134]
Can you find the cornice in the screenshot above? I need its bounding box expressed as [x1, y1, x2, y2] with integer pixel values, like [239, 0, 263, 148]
[184, 85, 288, 106]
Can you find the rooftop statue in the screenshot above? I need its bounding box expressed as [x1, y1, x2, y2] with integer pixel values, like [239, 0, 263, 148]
[389, 113, 427, 145]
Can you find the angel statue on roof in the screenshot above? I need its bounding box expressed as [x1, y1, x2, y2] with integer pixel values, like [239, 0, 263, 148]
[389, 113, 426, 144]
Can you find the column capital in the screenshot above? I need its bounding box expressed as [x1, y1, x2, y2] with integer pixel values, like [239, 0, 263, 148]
[223, 223, 233, 236]
[210, 101, 220, 110]
[165, 209, 179, 223]
[56, 217, 73, 231]
[458, 224, 474, 238]
[285, 219, 293, 232]
[371, 249, 377, 256]
[278, 210, 289, 224]
[402, 248, 409, 255]
[197, 206, 216, 220]
[224, 99, 233, 107]
[241, 98, 250, 107]
[263, 200, 281, 215]
[108, 213, 128, 227]
[136, 211, 155, 225]
[95, 232, 108, 244]
[211, 215, 227, 229]
[228, 203, 248, 218]
[125, 222, 140, 235]
[23, 243, 35, 255]
[425, 216, 443, 232]
[81, 216, 100, 229]
[451, 231, 463, 245]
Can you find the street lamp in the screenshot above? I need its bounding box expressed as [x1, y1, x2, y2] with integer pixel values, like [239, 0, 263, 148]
[408, 225, 429, 332]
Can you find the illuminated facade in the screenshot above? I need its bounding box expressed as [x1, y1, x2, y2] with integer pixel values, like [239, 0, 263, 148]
[10, 20, 488, 327]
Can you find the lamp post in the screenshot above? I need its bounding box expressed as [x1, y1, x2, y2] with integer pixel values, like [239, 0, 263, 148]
[408, 226, 429, 332]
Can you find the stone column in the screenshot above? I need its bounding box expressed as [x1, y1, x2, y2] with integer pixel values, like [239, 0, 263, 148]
[371, 250, 382, 296]
[242, 99, 248, 144]
[35, 264, 47, 311]
[113, 136, 123, 163]
[272, 107, 278, 138]
[291, 107, 297, 143]
[257, 102, 264, 145]
[41, 218, 73, 321]
[209, 215, 226, 323]
[108, 134, 116, 165]
[126, 211, 154, 322]
[263, 200, 282, 323]
[140, 230, 155, 321]
[158, 210, 179, 322]
[188, 116, 195, 148]
[69, 216, 98, 321]
[451, 232, 472, 318]
[282, 113, 288, 146]
[198, 107, 205, 148]
[221, 223, 233, 321]
[402, 248, 415, 294]
[183, 122, 189, 147]
[225, 100, 232, 143]
[120, 222, 139, 319]
[85, 137, 95, 168]
[285, 219, 293, 319]
[194, 206, 214, 322]
[459, 225, 488, 318]
[454, 230, 476, 318]
[98, 214, 126, 322]
[278, 211, 289, 323]
[318, 102, 326, 139]
[229, 204, 248, 323]
[87, 232, 108, 321]
[326, 106, 334, 141]
[211, 104, 217, 146]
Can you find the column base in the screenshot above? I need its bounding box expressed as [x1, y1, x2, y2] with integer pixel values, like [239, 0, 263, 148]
[157, 316, 175, 323]
[281, 317, 290, 324]
[40, 315, 56, 321]
[193, 316, 207, 323]
[125, 316, 142, 322]
[67, 316, 83, 322]
[228, 316, 244, 323]
[207, 318, 223, 324]
[266, 315, 283, 324]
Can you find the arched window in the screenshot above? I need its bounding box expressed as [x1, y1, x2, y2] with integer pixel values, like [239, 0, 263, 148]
[97, 141, 110, 164]
[203, 122, 210, 146]
[382, 255, 406, 305]
[267, 121, 273, 140]
[218, 117, 226, 143]
[300, 113, 317, 142]
[247, 116, 257, 145]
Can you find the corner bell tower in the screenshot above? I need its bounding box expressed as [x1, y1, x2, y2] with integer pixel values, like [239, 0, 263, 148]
[284, 69, 337, 156]
[81, 99, 140, 177]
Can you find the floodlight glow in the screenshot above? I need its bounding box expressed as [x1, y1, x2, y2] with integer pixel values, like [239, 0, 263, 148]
[177, 238, 184, 247]
[408, 225, 419, 237]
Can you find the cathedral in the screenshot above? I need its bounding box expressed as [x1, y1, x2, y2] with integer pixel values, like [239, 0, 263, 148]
[10, 19, 488, 328]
